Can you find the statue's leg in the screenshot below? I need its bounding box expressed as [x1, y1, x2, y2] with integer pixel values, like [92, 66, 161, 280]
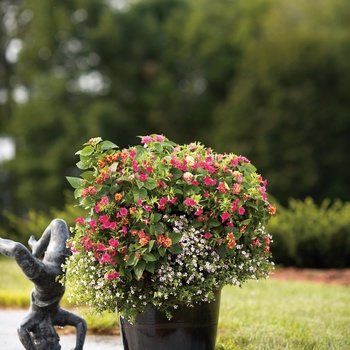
[30, 218, 70, 258]
[53, 308, 87, 350]
[0, 238, 43, 280]
[17, 313, 40, 350]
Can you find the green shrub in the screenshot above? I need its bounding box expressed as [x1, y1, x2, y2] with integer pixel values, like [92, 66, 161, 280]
[268, 197, 350, 268]
[0, 192, 85, 245]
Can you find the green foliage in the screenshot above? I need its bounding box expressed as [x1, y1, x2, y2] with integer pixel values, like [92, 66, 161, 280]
[211, 0, 350, 204]
[268, 197, 350, 268]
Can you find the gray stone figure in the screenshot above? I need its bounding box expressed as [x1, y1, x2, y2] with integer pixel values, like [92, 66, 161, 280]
[0, 218, 87, 350]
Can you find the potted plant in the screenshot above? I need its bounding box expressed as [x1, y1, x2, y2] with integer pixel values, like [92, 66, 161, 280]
[64, 134, 276, 349]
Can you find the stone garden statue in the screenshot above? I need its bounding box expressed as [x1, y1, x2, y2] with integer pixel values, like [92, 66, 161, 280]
[0, 218, 87, 350]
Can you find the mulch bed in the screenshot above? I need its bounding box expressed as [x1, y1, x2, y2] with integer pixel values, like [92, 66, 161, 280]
[270, 267, 350, 287]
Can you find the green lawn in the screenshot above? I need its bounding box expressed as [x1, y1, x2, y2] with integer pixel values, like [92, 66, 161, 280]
[217, 280, 350, 349]
[1, 257, 349, 349]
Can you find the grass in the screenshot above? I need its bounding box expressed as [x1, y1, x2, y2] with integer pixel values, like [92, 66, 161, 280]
[217, 280, 350, 349]
[1, 257, 349, 349]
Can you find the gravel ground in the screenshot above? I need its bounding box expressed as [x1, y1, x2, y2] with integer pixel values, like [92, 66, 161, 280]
[0, 309, 123, 350]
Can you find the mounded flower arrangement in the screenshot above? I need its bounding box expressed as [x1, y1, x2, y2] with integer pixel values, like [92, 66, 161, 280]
[64, 135, 276, 322]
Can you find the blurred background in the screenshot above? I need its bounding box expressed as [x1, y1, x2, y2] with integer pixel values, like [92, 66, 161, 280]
[1, 0, 350, 268]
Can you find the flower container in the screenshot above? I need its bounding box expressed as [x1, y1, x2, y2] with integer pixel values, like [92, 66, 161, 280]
[120, 290, 221, 350]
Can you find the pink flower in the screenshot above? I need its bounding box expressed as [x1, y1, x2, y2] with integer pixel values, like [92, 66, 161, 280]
[221, 212, 231, 223]
[159, 197, 168, 206]
[218, 182, 229, 193]
[153, 134, 165, 142]
[203, 176, 213, 186]
[94, 204, 101, 213]
[143, 205, 152, 212]
[230, 158, 239, 167]
[89, 219, 97, 228]
[132, 160, 139, 171]
[121, 226, 128, 236]
[109, 238, 119, 248]
[141, 136, 153, 144]
[168, 197, 177, 204]
[139, 173, 148, 181]
[129, 148, 137, 159]
[233, 183, 241, 194]
[194, 208, 203, 216]
[99, 215, 110, 223]
[100, 253, 116, 264]
[105, 271, 119, 280]
[100, 196, 109, 205]
[204, 232, 211, 239]
[119, 208, 128, 216]
[75, 217, 84, 225]
[238, 207, 245, 215]
[96, 242, 107, 252]
[184, 198, 197, 206]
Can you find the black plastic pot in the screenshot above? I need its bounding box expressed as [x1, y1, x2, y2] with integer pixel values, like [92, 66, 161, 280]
[119, 291, 221, 350]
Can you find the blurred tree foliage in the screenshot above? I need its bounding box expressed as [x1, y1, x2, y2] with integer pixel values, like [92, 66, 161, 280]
[1, 0, 350, 218]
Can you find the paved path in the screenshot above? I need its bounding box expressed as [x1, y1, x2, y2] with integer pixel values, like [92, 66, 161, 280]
[0, 309, 123, 350]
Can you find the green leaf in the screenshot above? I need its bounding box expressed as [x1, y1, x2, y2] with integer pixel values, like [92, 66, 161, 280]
[76, 160, 90, 170]
[191, 219, 203, 228]
[135, 146, 148, 160]
[125, 253, 136, 267]
[134, 260, 146, 280]
[80, 145, 94, 156]
[147, 240, 155, 252]
[154, 142, 163, 153]
[80, 171, 95, 181]
[218, 244, 227, 258]
[159, 246, 166, 257]
[144, 178, 157, 190]
[169, 232, 182, 245]
[145, 261, 155, 274]
[133, 187, 147, 200]
[99, 140, 118, 150]
[142, 253, 157, 262]
[136, 180, 144, 189]
[66, 177, 85, 189]
[150, 213, 162, 223]
[168, 244, 183, 254]
[153, 222, 165, 234]
[208, 218, 221, 228]
[241, 218, 251, 225]
[171, 168, 183, 180]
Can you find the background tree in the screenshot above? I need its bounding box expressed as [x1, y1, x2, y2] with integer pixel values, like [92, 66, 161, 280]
[2, 0, 350, 219]
[210, 0, 350, 204]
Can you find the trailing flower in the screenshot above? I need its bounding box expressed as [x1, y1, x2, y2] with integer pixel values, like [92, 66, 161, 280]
[63, 134, 276, 321]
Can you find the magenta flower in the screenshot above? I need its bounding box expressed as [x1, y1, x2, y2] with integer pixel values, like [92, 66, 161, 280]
[100, 196, 109, 205]
[204, 232, 211, 239]
[109, 238, 119, 248]
[238, 207, 246, 215]
[221, 212, 231, 223]
[184, 198, 197, 206]
[74, 217, 84, 225]
[141, 136, 152, 144]
[139, 173, 148, 181]
[153, 134, 165, 142]
[119, 208, 128, 216]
